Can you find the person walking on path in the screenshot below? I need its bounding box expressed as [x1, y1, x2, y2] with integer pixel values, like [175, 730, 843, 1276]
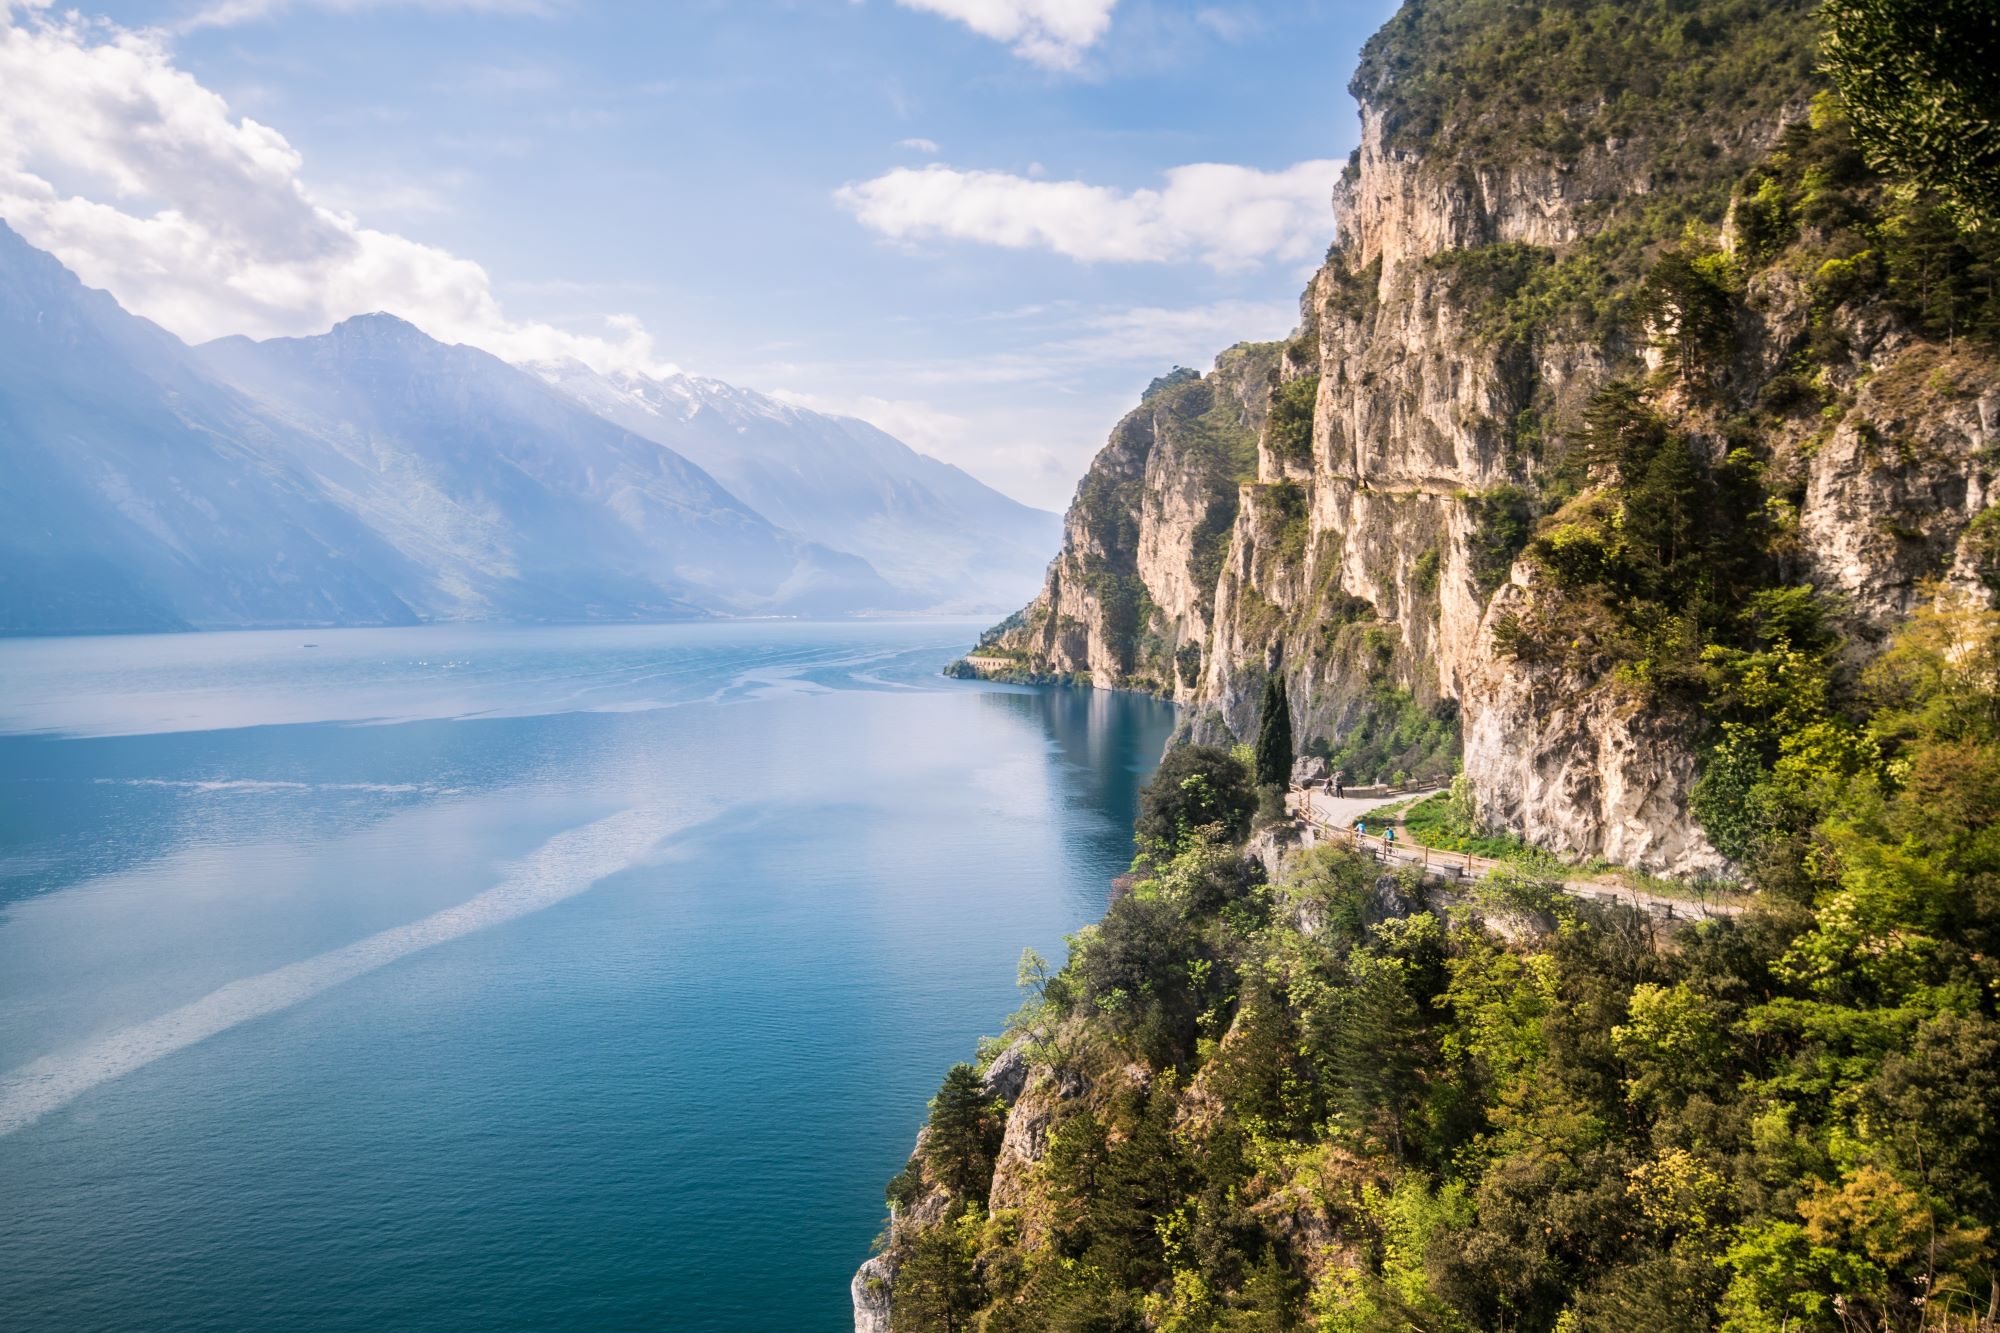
[1334, 774, 1345, 799]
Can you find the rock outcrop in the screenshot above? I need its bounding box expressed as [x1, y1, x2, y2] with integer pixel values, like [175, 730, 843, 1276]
[976, 1, 1999, 877]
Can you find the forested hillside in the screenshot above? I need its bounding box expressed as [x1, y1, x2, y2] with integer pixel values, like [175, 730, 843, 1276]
[870, 592, 2000, 1331]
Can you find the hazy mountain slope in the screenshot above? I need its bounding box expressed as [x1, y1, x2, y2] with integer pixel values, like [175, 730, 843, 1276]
[529, 360, 1060, 612]
[0, 223, 907, 631]
[195, 317, 907, 621]
[0, 222, 423, 635]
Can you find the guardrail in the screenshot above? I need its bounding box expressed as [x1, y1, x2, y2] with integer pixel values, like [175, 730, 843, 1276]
[1296, 778, 1448, 801]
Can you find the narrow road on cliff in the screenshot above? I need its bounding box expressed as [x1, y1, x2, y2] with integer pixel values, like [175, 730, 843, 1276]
[1293, 786, 1745, 922]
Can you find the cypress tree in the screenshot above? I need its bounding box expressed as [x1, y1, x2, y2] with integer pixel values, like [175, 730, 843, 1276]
[1254, 670, 1293, 787]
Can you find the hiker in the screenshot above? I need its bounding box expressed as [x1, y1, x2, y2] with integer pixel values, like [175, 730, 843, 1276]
[1334, 774, 1345, 799]
[1355, 819, 1366, 837]
[1385, 825, 1397, 847]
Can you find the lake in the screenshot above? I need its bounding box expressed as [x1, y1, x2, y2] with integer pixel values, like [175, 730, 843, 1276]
[0, 621, 1176, 1330]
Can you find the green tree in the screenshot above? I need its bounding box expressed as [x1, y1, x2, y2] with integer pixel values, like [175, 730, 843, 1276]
[892, 1211, 984, 1333]
[1219, 1245, 1305, 1330]
[1576, 380, 1667, 485]
[1136, 744, 1257, 849]
[1254, 670, 1294, 788]
[1082, 1084, 1184, 1290]
[1465, 484, 1536, 591]
[1313, 943, 1430, 1161]
[1266, 375, 1320, 466]
[1821, 0, 2000, 228]
[1640, 250, 1736, 385]
[924, 1063, 1001, 1200]
[1863, 1012, 2000, 1225]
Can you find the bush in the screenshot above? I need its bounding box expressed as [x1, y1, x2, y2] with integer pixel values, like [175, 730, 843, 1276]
[1136, 744, 1257, 850]
[1465, 486, 1536, 591]
[1254, 782, 1288, 829]
[1266, 375, 1320, 467]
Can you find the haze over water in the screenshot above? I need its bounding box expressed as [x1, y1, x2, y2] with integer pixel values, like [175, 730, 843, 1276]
[0, 621, 1175, 1330]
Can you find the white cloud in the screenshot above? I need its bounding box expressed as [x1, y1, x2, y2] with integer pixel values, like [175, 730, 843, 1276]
[894, 0, 1116, 71]
[896, 137, 941, 154]
[836, 159, 1338, 270]
[0, 5, 671, 374]
[1060, 297, 1298, 362]
[1193, 7, 1257, 41]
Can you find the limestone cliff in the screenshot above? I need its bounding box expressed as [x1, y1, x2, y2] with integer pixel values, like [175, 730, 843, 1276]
[979, 0, 2000, 877]
[989, 347, 1277, 696]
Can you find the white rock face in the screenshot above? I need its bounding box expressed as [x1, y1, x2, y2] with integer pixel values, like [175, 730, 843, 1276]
[1798, 372, 2000, 635]
[1462, 583, 1730, 875]
[985, 83, 1998, 876]
[852, 1255, 893, 1333]
[995, 349, 1279, 700]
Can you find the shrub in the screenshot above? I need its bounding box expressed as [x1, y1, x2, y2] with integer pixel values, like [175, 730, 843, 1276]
[1267, 375, 1320, 467]
[1136, 744, 1257, 850]
[1465, 486, 1536, 591]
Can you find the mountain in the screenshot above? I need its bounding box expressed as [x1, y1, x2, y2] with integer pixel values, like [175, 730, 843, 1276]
[197, 317, 899, 622]
[528, 359, 1060, 613]
[965, 0, 2000, 877]
[0, 221, 424, 634]
[0, 221, 908, 633]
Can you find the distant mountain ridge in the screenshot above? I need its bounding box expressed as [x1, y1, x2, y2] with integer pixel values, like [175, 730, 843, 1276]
[0, 222, 1052, 635]
[195, 313, 895, 622]
[0, 223, 424, 633]
[527, 360, 1059, 613]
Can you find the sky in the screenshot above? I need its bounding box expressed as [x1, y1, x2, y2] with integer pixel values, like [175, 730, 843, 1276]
[0, 0, 1399, 508]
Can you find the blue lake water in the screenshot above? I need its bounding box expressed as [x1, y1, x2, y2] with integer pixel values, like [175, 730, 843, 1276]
[0, 621, 1176, 1331]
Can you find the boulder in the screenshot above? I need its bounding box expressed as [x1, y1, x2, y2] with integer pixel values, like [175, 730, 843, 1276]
[981, 1036, 1034, 1105]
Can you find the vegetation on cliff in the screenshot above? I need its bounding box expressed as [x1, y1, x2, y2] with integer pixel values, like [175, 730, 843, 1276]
[875, 600, 2000, 1332]
[884, 1, 2000, 1327]
[972, 0, 1998, 879]
[1485, 85, 2000, 863]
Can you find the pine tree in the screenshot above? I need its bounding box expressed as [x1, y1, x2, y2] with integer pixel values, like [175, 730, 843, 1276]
[1322, 950, 1427, 1162]
[1640, 251, 1734, 386]
[892, 1218, 982, 1333]
[1254, 670, 1293, 788]
[924, 1063, 999, 1200]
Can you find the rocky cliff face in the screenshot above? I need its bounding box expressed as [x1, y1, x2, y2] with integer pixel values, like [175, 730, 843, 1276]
[994, 347, 1277, 697]
[980, 1, 2000, 877]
